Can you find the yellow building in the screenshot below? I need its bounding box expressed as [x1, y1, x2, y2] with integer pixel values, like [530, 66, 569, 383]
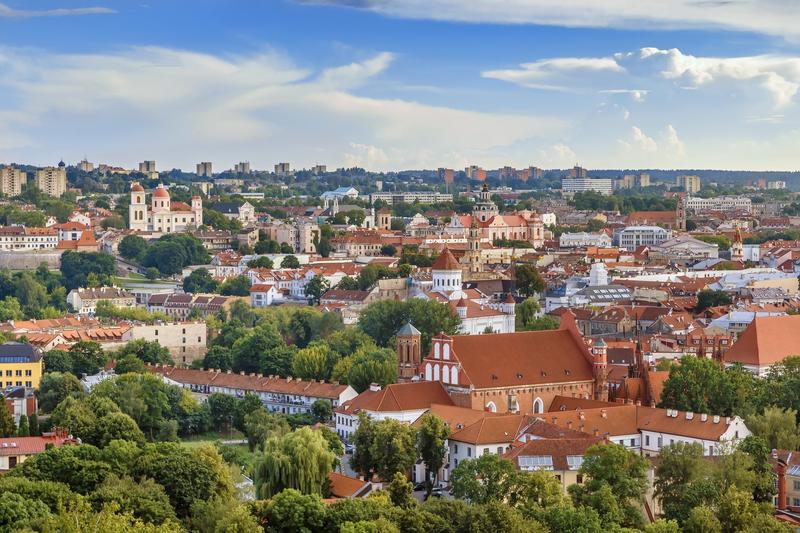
[0, 343, 43, 389]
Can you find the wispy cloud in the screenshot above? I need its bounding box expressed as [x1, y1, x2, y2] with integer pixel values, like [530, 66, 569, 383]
[0, 2, 114, 18]
[0, 45, 565, 170]
[298, 0, 800, 40]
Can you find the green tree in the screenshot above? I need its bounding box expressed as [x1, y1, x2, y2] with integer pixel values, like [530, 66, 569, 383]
[244, 409, 290, 451]
[253, 426, 335, 498]
[569, 443, 648, 528]
[345, 347, 397, 393]
[0, 297, 23, 321]
[683, 505, 722, 533]
[119, 235, 148, 261]
[115, 355, 147, 375]
[37, 372, 84, 413]
[369, 418, 418, 481]
[292, 343, 333, 381]
[190, 497, 262, 533]
[515, 298, 559, 331]
[358, 298, 460, 353]
[233, 392, 265, 432]
[60, 251, 115, 290]
[655, 442, 718, 523]
[144, 267, 160, 280]
[746, 406, 800, 450]
[387, 471, 415, 509]
[232, 323, 285, 374]
[416, 413, 449, 496]
[43, 349, 73, 374]
[451, 454, 519, 504]
[183, 268, 220, 294]
[207, 393, 237, 432]
[281, 255, 300, 268]
[16, 414, 29, 437]
[380, 244, 397, 257]
[29, 414, 39, 436]
[0, 404, 16, 437]
[304, 274, 330, 305]
[262, 489, 326, 533]
[659, 356, 755, 417]
[114, 338, 171, 364]
[247, 256, 274, 269]
[696, 289, 733, 311]
[515, 263, 545, 297]
[311, 399, 333, 423]
[88, 475, 177, 525]
[0, 492, 51, 532]
[219, 275, 251, 296]
[94, 412, 145, 447]
[68, 341, 109, 377]
[202, 345, 233, 371]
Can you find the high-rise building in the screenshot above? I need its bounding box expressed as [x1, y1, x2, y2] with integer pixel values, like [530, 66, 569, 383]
[311, 164, 327, 175]
[569, 165, 587, 179]
[530, 167, 543, 180]
[0, 167, 27, 197]
[139, 161, 157, 173]
[676, 175, 701, 194]
[465, 165, 480, 178]
[196, 162, 213, 177]
[438, 168, 454, 184]
[636, 173, 650, 188]
[78, 159, 94, 172]
[274, 162, 292, 176]
[234, 161, 251, 174]
[35, 165, 67, 197]
[562, 177, 613, 196]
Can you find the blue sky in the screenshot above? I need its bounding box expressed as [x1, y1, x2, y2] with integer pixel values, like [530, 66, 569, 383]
[1, 1, 800, 171]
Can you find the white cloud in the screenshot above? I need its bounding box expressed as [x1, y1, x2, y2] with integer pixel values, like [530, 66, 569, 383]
[661, 124, 686, 157]
[538, 143, 577, 167]
[0, 46, 566, 170]
[617, 124, 685, 159]
[0, 2, 113, 17]
[483, 57, 623, 92]
[301, 0, 800, 40]
[486, 47, 800, 109]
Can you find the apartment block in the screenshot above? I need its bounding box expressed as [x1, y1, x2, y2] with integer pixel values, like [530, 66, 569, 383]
[676, 174, 701, 194]
[35, 167, 67, 197]
[196, 161, 213, 177]
[0, 167, 26, 197]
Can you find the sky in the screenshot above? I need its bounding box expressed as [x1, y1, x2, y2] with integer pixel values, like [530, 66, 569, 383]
[1, 1, 800, 172]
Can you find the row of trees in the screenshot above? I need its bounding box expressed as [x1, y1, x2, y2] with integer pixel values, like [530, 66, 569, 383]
[197, 299, 459, 392]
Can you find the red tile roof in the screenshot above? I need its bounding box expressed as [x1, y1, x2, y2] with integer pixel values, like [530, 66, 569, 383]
[336, 381, 453, 414]
[724, 315, 800, 367]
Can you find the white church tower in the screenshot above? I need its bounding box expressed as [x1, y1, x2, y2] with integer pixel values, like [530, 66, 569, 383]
[129, 182, 148, 231]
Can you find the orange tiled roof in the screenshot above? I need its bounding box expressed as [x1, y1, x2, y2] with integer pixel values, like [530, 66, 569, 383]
[724, 314, 800, 367]
[336, 381, 454, 414]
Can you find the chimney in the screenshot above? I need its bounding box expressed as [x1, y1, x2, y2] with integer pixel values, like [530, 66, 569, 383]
[725, 417, 731, 425]
[239, 371, 245, 376]
[600, 409, 607, 419]
[700, 413, 708, 422]
[369, 383, 381, 392]
[566, 421, 573, 429]
[712, 415, 720, 424]
[551, 416, 558, 424]
[686, 412, 694, 420]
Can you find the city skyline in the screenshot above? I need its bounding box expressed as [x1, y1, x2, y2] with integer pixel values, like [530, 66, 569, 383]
[1, 1, 800, 171]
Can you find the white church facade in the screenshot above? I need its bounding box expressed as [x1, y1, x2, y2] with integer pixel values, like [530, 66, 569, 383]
[129, 182, 203, 233]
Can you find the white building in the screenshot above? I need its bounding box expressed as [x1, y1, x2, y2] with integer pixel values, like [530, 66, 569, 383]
[561, 177, 613, 196]
[686, 196, 752, 213]
[128, 183, 203, 233]
[559, 232, 612, 248]
[0, 226, 58, 250]
[334, 381, 454, 442]
[368, 191, 453, 205]
[615, 226, 672, 251]
[66, 287, 136, 315]
[249, 283, 281, 307]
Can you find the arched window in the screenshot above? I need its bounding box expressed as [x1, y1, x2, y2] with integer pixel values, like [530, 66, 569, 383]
[442, 365, 450, 384]
[433, 365, 440, 381]
[486, 401, 497, 413]
[425, 363, 432, 381]
[434, 343, 440, 359]
[533, 397, 544, 414]
[451, 366, 458, 384]
[443, 344, 450, 360]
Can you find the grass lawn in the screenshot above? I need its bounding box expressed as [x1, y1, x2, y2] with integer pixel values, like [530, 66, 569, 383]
[180, 430, 246, 448]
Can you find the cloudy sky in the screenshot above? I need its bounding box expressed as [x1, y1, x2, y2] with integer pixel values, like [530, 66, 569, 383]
[1, 1, 800, 171]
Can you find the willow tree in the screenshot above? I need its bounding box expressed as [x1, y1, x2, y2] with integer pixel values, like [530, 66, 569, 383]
[253, 426, 335, 498]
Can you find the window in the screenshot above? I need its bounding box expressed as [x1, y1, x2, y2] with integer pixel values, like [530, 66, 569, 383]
[794, 480, 800, 491]
[183, 328, 186, 334]
[25, 370, 31, 376]
[577, 474, 584, 484]
[15, 370, 21, 376]
[630, 439, 635, 447]
[25, 381, 31, 387]
[4, 370, 10, 377]
[657, 437, 663, 448]
[517, 455, 554, 471]
[454, 444, 458, 454]
[645, 435, 650, 446]
[566, 456, 584, 470]
[497, 447, 503, 454]
[467, 448, 472, 458]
